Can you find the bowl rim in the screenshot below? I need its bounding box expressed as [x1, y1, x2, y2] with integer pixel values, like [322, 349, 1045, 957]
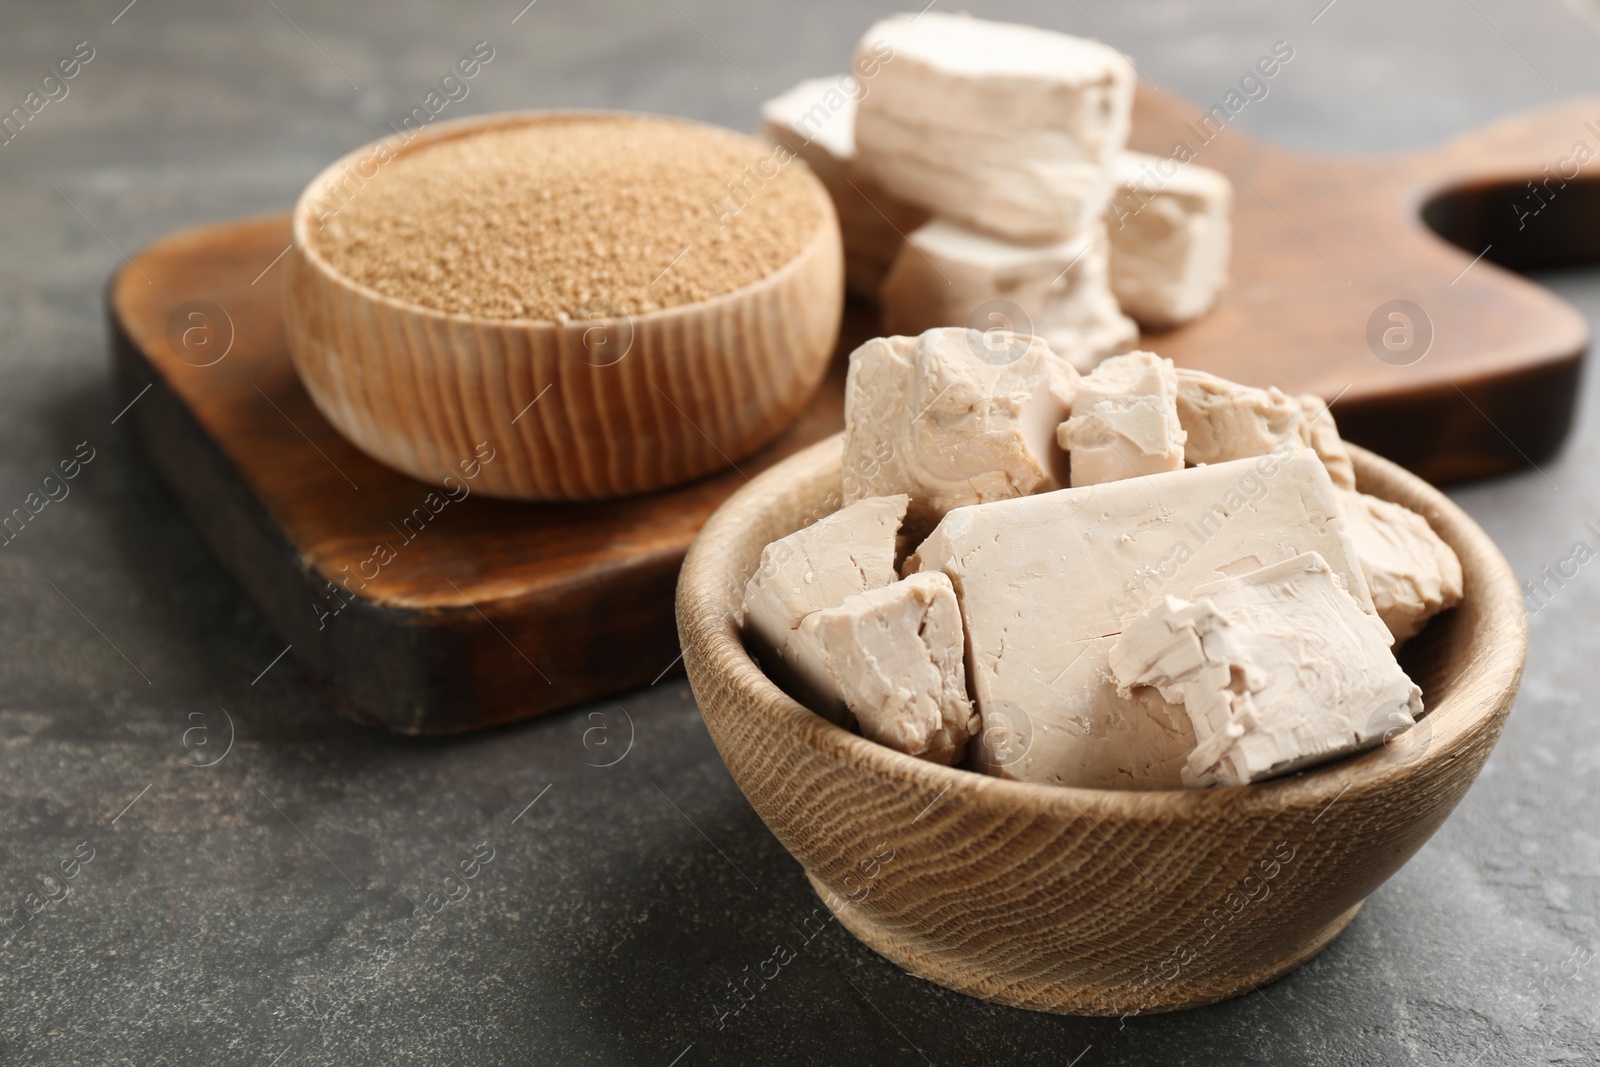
[288, 107, 841, 329]
[680, 433, 1528, 822]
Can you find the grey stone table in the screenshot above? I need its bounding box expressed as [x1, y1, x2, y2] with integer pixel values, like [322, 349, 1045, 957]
[1, 0, 1596, 1063]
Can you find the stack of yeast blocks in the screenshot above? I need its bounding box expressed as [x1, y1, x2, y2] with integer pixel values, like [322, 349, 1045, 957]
[760, 12, 1234, 373]
[743, 328, 1463, 790]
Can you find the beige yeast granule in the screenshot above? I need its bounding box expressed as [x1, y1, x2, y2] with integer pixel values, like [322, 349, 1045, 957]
[310, 114, 825, 320]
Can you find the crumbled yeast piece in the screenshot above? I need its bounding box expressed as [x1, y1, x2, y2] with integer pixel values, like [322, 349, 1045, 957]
[1175, 368, 1304, 465]
[1109, 552, 1424, 787]
[1337, 488, 1463, 643]
[1175, 370, 1358, 493]
[759, 76, 928, 298]
[741, 495, 907, 721]
[1056, 350, 1186, 486]
[807, 571, 977, 765]
[879, 219, 1136, 374]
[909, 450, 1375, 790]
[852, 12, 1134, 243]
[1297, 394, 1357, 490]
[1107, 152, 1233, 329]
[842, 328, 1077, 533]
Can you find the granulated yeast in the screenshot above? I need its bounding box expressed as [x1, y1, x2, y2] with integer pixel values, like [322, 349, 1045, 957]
[312, 114, 825, 320]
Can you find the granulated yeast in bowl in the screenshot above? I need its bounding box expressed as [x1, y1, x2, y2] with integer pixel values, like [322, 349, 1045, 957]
[311, 113, 826, 320]
[286, 110, 843, 500]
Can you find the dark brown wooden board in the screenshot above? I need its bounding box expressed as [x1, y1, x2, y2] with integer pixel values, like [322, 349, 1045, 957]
[109, 89, 1595, 733]
[109, 216, 861, 733]
[1130, 89, 1594, 481]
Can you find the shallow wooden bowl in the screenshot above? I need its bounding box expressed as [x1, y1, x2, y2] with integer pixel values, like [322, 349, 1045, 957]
[282, 112, 843, 500]
[677, 436, 1526, 1015]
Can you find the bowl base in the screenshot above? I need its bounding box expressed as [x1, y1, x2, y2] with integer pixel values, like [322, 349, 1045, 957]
[809, 872, 1364, 1016]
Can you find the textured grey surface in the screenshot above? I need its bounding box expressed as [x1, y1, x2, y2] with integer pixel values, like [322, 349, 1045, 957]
[0, 0, 1597, 1064]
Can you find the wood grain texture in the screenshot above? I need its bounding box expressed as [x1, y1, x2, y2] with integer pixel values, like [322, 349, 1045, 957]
[109, 216, 864, 733]
[284, 112, 844, 501]
[1120, 88, 1595, 482]
[676, 437, 1527, 1015]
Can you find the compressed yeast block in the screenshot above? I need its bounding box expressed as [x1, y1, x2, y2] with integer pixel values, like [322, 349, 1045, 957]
[759, 75, 928, 297]
[880, 219, 1137, 373]
[909, 449, 1374, 789]
[1109, 552, 1423, 787]
[808, 571, 978, 765]
[759, 75, 857, 184]
[1056, 350, 1185, 486]
[741, 494, 907, 721]
[968, 632, 1198, 789]
[842, 327, 1077, 533]
[1337, 488, 1463, 643]
[1107, 152, 1232, 329]
[853, 12, 1134, 242]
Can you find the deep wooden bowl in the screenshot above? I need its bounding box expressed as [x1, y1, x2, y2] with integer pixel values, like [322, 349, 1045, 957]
[677, 436, 1526, 1015]
[283, 112, 843, 501]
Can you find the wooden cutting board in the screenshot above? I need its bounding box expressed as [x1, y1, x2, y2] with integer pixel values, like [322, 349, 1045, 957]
[108, 88, 1593, 733]
[1129, 89, 1592, 480]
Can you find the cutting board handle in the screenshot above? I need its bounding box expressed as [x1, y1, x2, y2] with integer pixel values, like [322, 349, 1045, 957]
[1410, 95, 1600, 268]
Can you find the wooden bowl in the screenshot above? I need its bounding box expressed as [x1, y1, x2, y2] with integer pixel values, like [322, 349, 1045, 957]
[282, 112, 843, 501]
[677, 436, 1526, 1015]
